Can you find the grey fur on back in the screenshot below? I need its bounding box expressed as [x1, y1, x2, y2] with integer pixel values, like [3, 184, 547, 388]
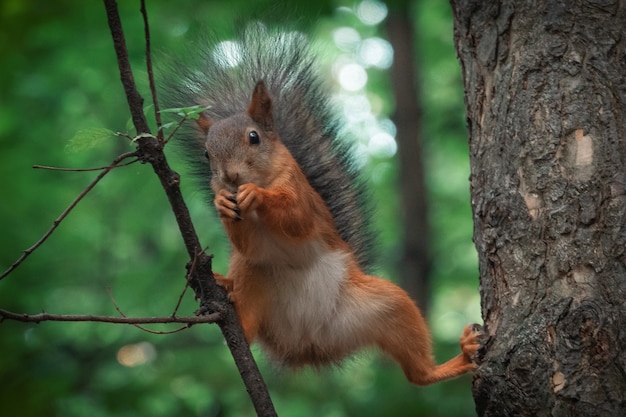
[161, 24, 376, 272]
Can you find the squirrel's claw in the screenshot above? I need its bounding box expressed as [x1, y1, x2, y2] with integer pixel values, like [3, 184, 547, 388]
[215, 189, 242, 220]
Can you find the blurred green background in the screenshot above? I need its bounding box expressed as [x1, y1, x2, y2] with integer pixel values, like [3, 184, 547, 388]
[0, 1, 479, 416]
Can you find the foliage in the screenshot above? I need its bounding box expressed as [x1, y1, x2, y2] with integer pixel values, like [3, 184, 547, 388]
[0, 0, 478, 416]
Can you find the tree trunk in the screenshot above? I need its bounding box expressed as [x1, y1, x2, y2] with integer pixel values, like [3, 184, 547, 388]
[450, 0, 626, 415]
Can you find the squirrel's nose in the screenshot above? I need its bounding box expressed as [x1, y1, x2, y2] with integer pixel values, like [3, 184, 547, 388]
[220, 169, 239, 186]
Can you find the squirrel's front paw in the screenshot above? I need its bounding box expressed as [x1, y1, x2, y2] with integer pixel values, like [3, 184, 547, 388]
[215, 189, 242, 220]
[236, 183, 264, 216]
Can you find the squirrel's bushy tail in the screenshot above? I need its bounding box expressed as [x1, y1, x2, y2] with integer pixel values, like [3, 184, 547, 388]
[161, 23, 375, 271]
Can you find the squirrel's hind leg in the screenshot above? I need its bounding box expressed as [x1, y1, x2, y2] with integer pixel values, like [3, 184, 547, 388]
[403, 323, 481, 386]
[371, 283, 482, 386]
[416, 323, 481, 385]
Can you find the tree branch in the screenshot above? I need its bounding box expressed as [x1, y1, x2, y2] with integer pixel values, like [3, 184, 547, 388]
[32, 158, 138, 172]
[140, 0, 163, 141]
[0, 309, 220, 325]
[101, 1, 277, 415]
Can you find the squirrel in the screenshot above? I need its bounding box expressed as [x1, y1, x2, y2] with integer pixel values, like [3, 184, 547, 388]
[164, 25, 481, 386]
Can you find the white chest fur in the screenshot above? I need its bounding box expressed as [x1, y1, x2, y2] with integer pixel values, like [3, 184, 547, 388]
[265, 248, 348, 344]
[235, 211, 391, 361]
[256, 245, 391, 364]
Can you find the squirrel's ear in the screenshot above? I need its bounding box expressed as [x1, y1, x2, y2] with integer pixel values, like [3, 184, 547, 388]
[196, 112, 213, 134]
[247, 81, 274, 132]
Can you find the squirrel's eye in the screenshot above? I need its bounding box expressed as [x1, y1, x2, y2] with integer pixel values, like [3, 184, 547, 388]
[248, 131, 260, 145]
[204, 150, 210, 160]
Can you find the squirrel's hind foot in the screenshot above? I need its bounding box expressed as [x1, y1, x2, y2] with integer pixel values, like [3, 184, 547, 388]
[460, 323, 483, 365]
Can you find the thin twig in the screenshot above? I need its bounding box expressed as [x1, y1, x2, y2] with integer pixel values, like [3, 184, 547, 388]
[107, 288, 190, 335]
[163, 115, 188, 144]
[33, 158, 139, 172]
[104, 0, 148, 135]
[173, 277, 191, 318]
[0, 309, 220, 325]
[134, 324, 190, 335]
[172, 246, 206, 317]
[140, 0, 163, 142]
[0, 151, 139, 281]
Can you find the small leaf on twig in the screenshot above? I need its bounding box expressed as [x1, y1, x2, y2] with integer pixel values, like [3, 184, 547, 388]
[160, 105, 211, 120]
[65, 128, 117, 153]
[158, 122, 176, 132]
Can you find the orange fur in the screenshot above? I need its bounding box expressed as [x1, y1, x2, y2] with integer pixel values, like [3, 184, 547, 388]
[204, 81, 481, 385]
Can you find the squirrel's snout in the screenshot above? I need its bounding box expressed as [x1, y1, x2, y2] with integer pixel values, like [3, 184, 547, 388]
[219, 169, 240, 188]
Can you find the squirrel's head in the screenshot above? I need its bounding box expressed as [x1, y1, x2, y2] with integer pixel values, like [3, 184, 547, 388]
[197, 81, 289, 194]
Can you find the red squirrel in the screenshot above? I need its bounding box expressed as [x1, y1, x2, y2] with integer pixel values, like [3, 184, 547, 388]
[166, 27, 481, 385]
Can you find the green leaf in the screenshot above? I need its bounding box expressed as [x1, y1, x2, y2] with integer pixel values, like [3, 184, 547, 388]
[158, 122, 176, 132]
[160, 105, 211, 119]
[65, 128, 117, 153]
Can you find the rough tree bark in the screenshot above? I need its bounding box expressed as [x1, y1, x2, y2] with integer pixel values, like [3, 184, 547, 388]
[450, 0, 626, 416]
